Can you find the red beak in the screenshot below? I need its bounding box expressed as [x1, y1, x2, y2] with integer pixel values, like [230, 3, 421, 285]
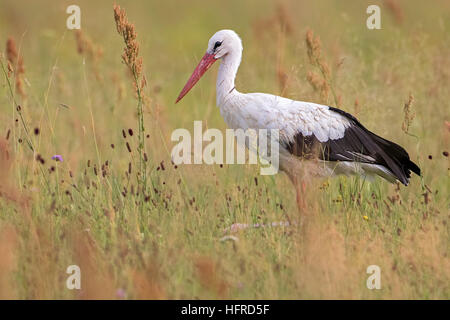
[176, 52, 217, 103]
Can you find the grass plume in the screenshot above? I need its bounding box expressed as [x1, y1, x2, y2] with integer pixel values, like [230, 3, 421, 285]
[305, 29, 341, 107]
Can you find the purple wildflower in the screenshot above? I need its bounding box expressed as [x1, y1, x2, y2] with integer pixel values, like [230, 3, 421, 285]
[52, 155, 63, 162]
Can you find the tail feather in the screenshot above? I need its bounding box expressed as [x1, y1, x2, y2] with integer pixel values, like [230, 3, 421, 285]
[369, 132, 421, 185]
[327, 106, 421, 186]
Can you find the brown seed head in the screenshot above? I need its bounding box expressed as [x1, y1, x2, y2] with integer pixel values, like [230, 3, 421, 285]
[6, 37, 18, 65]
[113, 5, 144, 89]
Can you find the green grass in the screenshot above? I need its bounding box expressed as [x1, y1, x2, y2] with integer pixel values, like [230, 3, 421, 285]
[0, 0, 449, 299]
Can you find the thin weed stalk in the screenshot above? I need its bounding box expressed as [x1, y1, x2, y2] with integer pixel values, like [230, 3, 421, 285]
[113, 4, 148, 202]
[0, 57, 51, 192]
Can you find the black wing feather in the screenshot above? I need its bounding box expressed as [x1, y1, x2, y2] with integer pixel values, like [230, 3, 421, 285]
[283, 106, 421, 185]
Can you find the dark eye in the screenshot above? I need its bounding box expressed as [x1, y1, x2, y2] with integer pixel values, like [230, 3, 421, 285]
[213, 41, 222, 50]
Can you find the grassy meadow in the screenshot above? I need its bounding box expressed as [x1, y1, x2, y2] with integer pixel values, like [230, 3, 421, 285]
[0, 0, 449, 299]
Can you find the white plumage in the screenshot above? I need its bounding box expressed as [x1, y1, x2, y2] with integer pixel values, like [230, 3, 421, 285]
[219, 93, 350, 142]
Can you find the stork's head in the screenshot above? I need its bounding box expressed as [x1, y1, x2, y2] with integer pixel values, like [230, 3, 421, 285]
[206, 29, 243, 59]
[176, 29, 242, 103]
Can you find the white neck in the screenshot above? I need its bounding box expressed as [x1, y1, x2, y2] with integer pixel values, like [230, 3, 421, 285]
[216, 51, 241, 106]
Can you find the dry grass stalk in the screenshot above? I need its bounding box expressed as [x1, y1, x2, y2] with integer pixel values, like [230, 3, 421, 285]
[274, 3, 294, 35]
[253, 2, 294, 39]
[384, 0, 404, 25]
[1, 45, 35, 153]
[0, 138, 29, 207]
[277, 66, 289, 94]
[74, 30, 103, 81]
[6, 37, 26, 98]
[113, 4, 148, 193]
[305, 29, 340, 107]
[306, 70, 329, 102]
[354, 98, 360, 115]
[113, 4, 144, 92]
[5, 37, 17, 73]
[402, 94, 415, 134]
[275, 28, 290, 95]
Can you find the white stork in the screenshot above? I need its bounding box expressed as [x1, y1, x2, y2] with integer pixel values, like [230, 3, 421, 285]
[176, 29, 420, 212]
